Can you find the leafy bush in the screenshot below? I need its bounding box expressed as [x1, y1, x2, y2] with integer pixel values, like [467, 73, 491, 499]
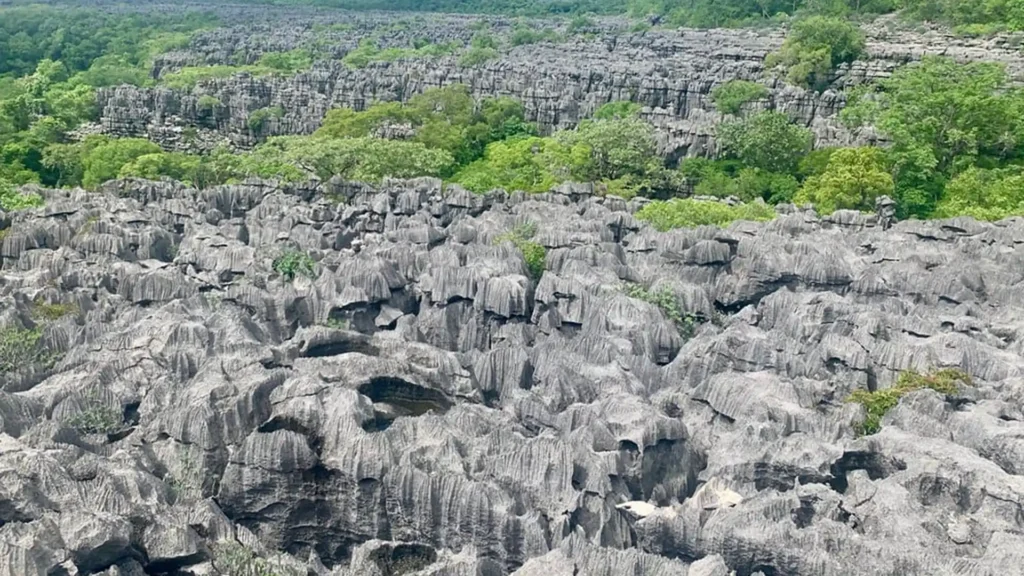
[842, 57, 1024, 219]
[197, 94, 222, 111]
[934, 167, 1024, 221]
[0, 178, 44, 211]
[793, 146, 893, 214]
[458, 46, 499, 67]
[625, 283, 698, 339]
[0, 326, 50, 373]
[847, 368, 971, 435]
[766, 16, 865, 90]
[32, 298, 78, 321]
[711, 80, 769, 114]
[455, 136, 584, 193]
[66, 401, 127, 435]
[495, 222, 546, 280]
[717, 111, 813, 174]
[342, 38, 459, 68]
[509, 26, 561, 46]
[593, 100, 642, 120]
[557, 117, 663, 182]
[256, 49, 313, 73]
[470, 31, 500, 50]
[81, 137, 162, 188]
[248, 106, 285, 132]
[273, 249, 317, 281]
[636, 198, 776, 231]
[213, 541, 304, 576]
[568, 15, 597, 33]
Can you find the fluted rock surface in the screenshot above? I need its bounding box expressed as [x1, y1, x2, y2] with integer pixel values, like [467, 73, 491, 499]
[1, 174, 1023, 575]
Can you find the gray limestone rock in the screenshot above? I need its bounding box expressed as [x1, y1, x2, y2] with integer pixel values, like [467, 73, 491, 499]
[3, 167, 1024, 575]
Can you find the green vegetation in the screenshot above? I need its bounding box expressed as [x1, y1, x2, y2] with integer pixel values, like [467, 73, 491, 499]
[509, 26, 562, 46]
[212, 541, 303, 576]
[847, 368, 971, 435]
[32, 298, 79, 321]
[793, 147, 892, 213]
[0, 178, 43, 211]
[459, 47, 500, 66]
[495, 222, 546, 280]
[593, 100, 643, 120]
[273, 249, 317, 281]
[843, 57, 1024, 219]
[624, 283, 698, 339]
[198, 95, 223, 111]
[636, 198, 776, 230]
[166, 448, 202, 503]
[0, 5, 215, 79]
[248, 106, 285, 132]
[628, 0, 895, 28]
[711, 80, 769, 115]
[342, 38, 460, 68]
[766, 16, 865, 90]
[0, 326, 47, 373]
[718, 111, 814, 174]
[65, 398, 127, 435]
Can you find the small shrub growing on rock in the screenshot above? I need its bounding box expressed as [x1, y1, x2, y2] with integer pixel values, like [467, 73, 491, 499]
[66, 402, 127, 435]
[166, 448, 202, 503]
[711, 80, 769, 115]
[248, 106, 285, 132]
[495, 222, 545, 280]
[197, 94, 222, 111]
[847, 368, 972, 435]
[272, 249, 317, 281]
[32, 298, 79, 321]
[213, 541, 304, 576]
[625, 284, 699, 339]
[0, 326, 48, 373]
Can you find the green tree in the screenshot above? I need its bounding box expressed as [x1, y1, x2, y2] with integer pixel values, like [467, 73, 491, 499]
[557, 117, 662, 181]
[455, 136, 587, 193]
[717, 111, 813, 174]
[593, 100, 642, 120]
[842, 57, 1024, 218]
[766, 16, 865, 90]
[81, 137, 162, 188]
[934, 166, 1024, 221]
[793, 146, 893, 213]
[711, 80, 769, 115]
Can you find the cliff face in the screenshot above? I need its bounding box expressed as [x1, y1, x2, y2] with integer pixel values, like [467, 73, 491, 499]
[1, 175, 1023, 575]
[94, 13, 1024, 158]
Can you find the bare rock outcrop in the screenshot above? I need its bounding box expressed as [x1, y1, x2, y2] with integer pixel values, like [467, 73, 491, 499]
[1, 173, 1023, 575]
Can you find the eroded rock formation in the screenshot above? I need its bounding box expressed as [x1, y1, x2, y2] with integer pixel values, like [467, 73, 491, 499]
[1, 175, 1023, 575]
[93, 10, 1024, 158]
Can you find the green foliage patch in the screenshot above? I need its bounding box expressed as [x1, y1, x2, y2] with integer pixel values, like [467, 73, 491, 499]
[847, 368, 971, 435]
[711, 80, 769, 115]
[273, 249, 317, 281]
[624, 283, 698, 339]
[65, 400, 127, 435]
[766, 16, 865, 90]
[0, 326, 48, 373]
[636, 198, 776, 231]
[495, 222, 547, 280]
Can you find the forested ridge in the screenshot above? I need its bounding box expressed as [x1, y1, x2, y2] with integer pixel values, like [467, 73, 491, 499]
[5, 1, 1024, 231]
